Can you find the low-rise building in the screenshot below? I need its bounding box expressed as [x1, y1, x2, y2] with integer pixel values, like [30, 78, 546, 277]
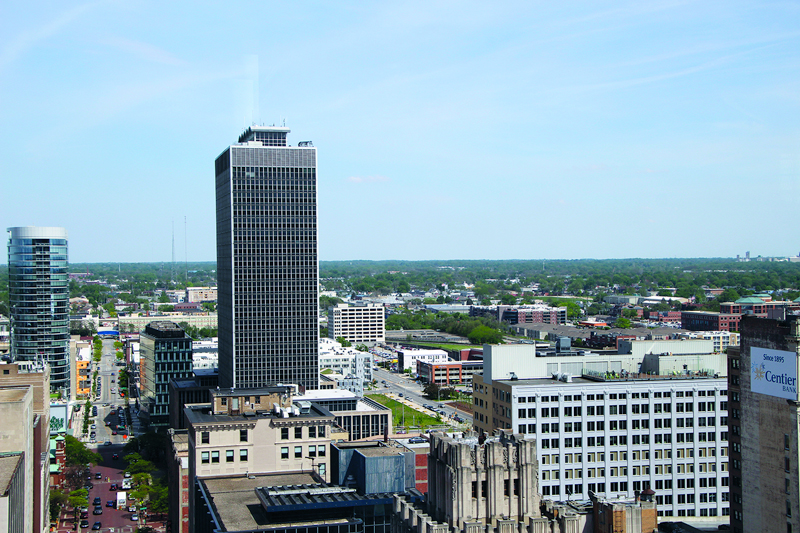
[299, 389, 392, 441]
[185, 286, 217, 303]
[416, 360, 484, 386]
[397, 348, 450, 373]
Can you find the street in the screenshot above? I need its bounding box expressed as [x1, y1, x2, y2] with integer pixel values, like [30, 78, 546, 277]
[372, 367, 473, 426]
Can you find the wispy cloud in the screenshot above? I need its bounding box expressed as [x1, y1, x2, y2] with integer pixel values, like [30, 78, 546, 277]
[347, 175, 390, 183]
[0, 1, 100, 72]
[101, 37, 185, 66]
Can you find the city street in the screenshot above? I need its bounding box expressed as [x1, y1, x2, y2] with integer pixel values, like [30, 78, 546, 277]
[372, 367, 473, 426]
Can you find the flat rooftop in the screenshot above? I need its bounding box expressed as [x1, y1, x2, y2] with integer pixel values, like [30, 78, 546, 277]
[0, 453, 22, 495]
[202, 472, 315, 531]
[185, 402, 333, 425]
[0, 388, 29, 403]
[495, 373, 721, 387]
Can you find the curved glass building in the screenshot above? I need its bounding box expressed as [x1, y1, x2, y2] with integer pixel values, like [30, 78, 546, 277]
[7, 227, 70, 395]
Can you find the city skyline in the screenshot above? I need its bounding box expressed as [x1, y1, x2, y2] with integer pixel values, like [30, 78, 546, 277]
[2, 2, 800, 263]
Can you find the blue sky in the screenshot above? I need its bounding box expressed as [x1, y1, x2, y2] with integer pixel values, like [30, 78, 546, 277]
[1, 1, 799, 263]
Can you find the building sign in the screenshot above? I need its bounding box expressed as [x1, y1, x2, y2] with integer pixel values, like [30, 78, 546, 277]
[50, 403, 69, 435]
[751, 347, 798, 401]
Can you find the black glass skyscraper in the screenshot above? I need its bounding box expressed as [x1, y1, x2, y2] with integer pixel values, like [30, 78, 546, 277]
[215, 127, 319, 390]
[7, 226, 70, 395]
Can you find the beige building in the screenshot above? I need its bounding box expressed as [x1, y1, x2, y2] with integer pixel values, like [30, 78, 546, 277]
[185, 287, 217, 303]
[185, 387, 337, 532]
[0, 362, 50, 533]
[0, 388, 34, 533]
[328, 303, 385, 346]
[118, 313, 217, 333]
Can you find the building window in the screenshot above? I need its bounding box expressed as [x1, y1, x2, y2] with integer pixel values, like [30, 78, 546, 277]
[211, 451, 219, 463]
[787, 434, 791, 451]
[201, 452, 209, 464]
[318, 426, 326, 438]
[201, 431, 209, 444]
[295, 446, 302, 458]
[309, 445, 316, 457]
[309, 426, 317, 438]
[221, 397, 227, 406]
[240, 429, 248, 442]
[281, 447, 289, 460]
[226, 450, 234, 462]
[281, 428, 289, 440]
[240, 449, 248, 461]
[318, 444, 326, 457]
[295, 427, 303, 439]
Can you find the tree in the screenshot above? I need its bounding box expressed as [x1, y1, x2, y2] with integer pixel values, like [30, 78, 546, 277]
[467, 325, 504, 345]
[158, 293, 170, 303]
[64, 435, 102, 466]
[423, 383, 441, 399]
[355, 344, 368, 352]
[500, 293, 517, 305]
[614, 317, 632, 329]
[67, 488, 89, 512]
[717, 288, 741, 303]
[622, 308, 638, 318]
[335, 336, 352, 347]
[50, 489, 68, 521]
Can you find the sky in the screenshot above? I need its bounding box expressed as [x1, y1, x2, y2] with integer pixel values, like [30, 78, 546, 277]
[1, 1, 799, 264]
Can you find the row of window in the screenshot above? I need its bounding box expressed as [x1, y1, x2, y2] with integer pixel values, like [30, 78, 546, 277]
[280, 444, 327, 459]
[201, 429, 248, 444]
[281, 425, 327, 440]
[201, 449, 248, 463]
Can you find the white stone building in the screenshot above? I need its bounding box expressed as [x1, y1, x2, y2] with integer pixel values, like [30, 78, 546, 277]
[328, 303, 385, 346]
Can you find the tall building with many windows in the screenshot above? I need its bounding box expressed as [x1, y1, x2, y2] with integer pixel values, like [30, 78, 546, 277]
[215, 127, 319, 390]
[7, 227, 70, 396]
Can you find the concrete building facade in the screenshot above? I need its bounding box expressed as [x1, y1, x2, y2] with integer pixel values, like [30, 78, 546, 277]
[328, 303, 385, 346]
[7, 227, 70, 396]
[727, 315, 800, 533]
[473, 372, 729, 520]
[215, 126, 319, 390]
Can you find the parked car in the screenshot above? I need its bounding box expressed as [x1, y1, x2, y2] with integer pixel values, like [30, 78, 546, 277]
[106, 500, 115, 508]
[408, 437, 427, 444]
[79, 520, 89, 528]
[92, 522, 102, 530]
[131, 514, 139, 521]
[93, 506, 102, 515]
[92, 497, 101, 506]
[104, 441, 112, 446]
[128, 505, 136, 512]
[112, 453, 119, 460]
[95, 472, 102, 479]
[124, 472, 131, 478]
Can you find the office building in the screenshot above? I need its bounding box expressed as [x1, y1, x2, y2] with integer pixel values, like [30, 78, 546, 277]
[215, 126, 319, 390]
[727, 315, 800, 533]
[473, 371, 729, 520]
[328, 302, 385, 346]
[299, 389, 392, 440]
[416, 360, 484, 386]
[185, 286, 217, 303]
[0, 387, 34, 533]
[396, 348, 450, 372]
[139, 321, 193, 430]
[7, 227, 69, 396]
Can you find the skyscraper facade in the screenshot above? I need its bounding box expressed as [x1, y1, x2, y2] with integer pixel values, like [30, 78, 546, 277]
[7, 227, 70, 396]
[215, 127, 319, 390]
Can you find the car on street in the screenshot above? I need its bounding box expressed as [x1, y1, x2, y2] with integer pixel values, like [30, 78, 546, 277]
[90, 424, 96, 429]
[80, 511, 89, 519]
[92, 497, 101, 506]
[408, 437, 427, 444]
[95, 472, 102, 479]
[93, 506, 102, 515]
[398, 393, 404, 397]
[106, 500, 115, 507]
[128, 505, 136, 512]
[84, 482, 93, 490]
[124, 472, 131, 478]
[112, 453, 119, 460]
[131, 514, 139, 521]
[80, 520, 89, 528]
[92, 522, 102, 530]
[110, 483, 117, 490]
[104, 441, 112, 446]
[112, 431, 117, 435]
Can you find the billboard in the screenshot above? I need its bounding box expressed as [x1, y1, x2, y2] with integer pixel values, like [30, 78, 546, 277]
[750, 347, 798, 401]
[50, 403, 69, 434]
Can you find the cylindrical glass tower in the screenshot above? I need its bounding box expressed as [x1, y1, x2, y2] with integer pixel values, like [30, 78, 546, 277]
[7, 227, 70, 395]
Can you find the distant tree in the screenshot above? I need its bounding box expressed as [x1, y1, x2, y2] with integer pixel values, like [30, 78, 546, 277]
[50, 489, 68, 521]
[622, 309, 638, 318]
[436, 295, 445, 304]
[500, 293, 517, 305]
[320, 326, 329, 337]
[158, 293, 170, 303]
[614, 317, 632, 329]
[355, 344, 368, 352]
[480, 298, 491, 306]
[67, 488, 89, 512]
[202, 301, 216, 312]
[467, 325, 503, 345]
[159, 305, 175, 312]
[717, 288, 741, 303]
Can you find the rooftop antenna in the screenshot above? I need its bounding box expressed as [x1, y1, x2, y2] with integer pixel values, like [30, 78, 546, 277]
[184, 216, 188, 283]
[171, 219, 175, 285]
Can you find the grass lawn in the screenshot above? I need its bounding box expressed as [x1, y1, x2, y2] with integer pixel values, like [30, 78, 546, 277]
[366, 394, 442, 429]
